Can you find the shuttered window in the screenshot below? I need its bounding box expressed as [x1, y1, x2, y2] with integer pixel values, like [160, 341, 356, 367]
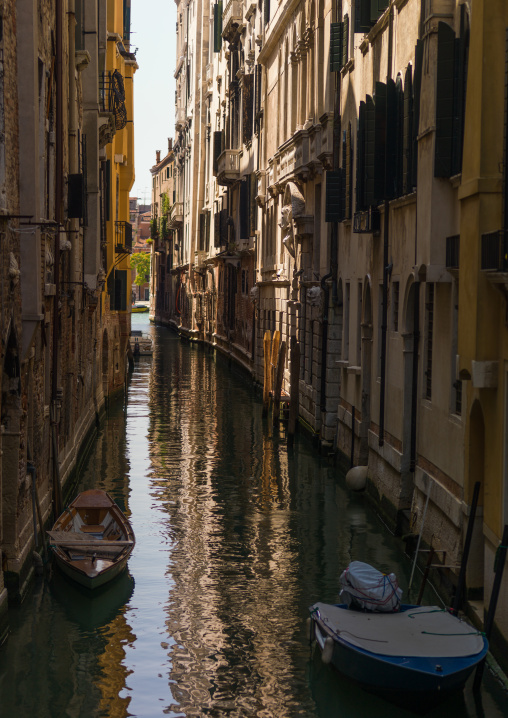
[364, 95, 376, 208]
[356, 101, 365, 211]
[330, 23, 343, 72]
[242, 74, 254, 144]
[435, 22, 455, 177]
[325, 170, 345, 222]
[213, 3, 222, 53]
[373, 82, 386, 203]
[212, 130, 223, 175]
[249, 172, 257, 235]
[403, 64, 413, 194]
[345, 122, 353, 219]
[412, 39, 423, 187]
[355, 0, 387, 33]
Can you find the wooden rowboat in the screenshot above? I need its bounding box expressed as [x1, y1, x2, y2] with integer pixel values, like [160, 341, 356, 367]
[48, 489, 135, 590]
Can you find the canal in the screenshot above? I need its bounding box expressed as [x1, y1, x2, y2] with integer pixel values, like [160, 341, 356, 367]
[0, 315, 507, 717]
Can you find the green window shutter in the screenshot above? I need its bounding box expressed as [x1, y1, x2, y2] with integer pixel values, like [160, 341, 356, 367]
[373, 83, 386, 203]
[384, 78, 398, 200]
[412, 39, 424, 188]
[403, 64, 413, 194]
[356, 100, 366, 211]
[342, 15, 349, 69]
[364, 95, 376, 207]
[242, 74, 254, 144]
[213, 3, 222, 53]
[330, 23, 343, 72]
[355, 0, 372, 33]
[377, 0, 389, 12]
[115, 270, 127, 311]
[435, 22, 456, 178]
[325, 170, 345, 222]
[264, 0, 270, 26]
[212, 130, 223, 175]
[107, 270, 115, 310]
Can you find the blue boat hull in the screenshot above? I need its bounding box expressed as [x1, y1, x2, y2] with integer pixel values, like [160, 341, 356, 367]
[311, 606, 488, 709]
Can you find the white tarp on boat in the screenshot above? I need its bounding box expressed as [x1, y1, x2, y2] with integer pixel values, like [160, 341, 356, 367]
[311, 603, 485, 658]
[339, 561, 402, 612]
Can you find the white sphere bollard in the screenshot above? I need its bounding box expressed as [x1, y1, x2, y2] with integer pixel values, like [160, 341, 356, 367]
[345, 465, 368, 491]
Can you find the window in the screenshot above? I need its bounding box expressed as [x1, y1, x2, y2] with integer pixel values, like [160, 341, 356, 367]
[391, 281, 399, 331]
[354, 0, 389, 34]
[357, 282, 363, 365]
[344, 283, 350, 360]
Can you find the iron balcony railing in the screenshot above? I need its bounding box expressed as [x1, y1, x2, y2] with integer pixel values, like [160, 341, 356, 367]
[481, 229, 508, 272]
[115, 221, 133, 253]
[99, 70, 127, 130]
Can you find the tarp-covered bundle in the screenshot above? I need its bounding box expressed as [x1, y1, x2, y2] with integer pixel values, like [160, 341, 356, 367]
[339, 561, 402, 612]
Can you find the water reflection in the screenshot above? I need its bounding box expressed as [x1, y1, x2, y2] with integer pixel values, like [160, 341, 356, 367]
[0, 316, 507, 717]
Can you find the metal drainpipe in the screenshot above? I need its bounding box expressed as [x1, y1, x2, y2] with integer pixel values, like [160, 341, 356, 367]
[319, 0, 342, 422]
[320, 272, 332, 413]
[51, 0, 64, 519]
[379, 6, 394, 447]
[410, 281, 420, 471]
[378, 202, 389, 446]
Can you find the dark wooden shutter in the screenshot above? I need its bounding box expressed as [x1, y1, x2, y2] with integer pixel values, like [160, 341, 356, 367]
[220, 208, 228, 245]
[355, 0, 372, 33]
[384, 79, 398, 200]
[412, 39, 423, 188]
[374, 83, 386, 203]
[115, 270, 127, 311]
[365, 94, 376, 207]
[342, 15, 349, 68]
[325, 170, 345, 222]
[213, 3, 222, 53]
[356, 100, 366, 211]
[505, 29, 508, 226]
[242, 74, 254, 144]
[212, 130, 223, 175]
[435, 22, 456, 177]
[403, 64, 413, 194]
[214, 210, 221, 247]
[68, 174, 84, 218]
[105, 159, 111, 221]
[239, 179, 249, 239]
[330, 23, 343, 72]
[107, 270, 115, 309]
[254, 64, 262, 133]
[264, 0, 270, 26]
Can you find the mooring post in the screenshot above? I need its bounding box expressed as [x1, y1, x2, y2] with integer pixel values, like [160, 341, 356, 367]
[473, 524, 508, 692]
[273, 340, 286, 426]
[288, 336, 300, 445]
[262, 331, 272, 417]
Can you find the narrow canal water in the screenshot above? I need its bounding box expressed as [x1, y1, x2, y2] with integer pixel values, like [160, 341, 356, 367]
[0, 315, 507, 717]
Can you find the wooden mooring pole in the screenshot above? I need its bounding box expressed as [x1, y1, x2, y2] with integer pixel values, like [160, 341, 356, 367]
[473, 523, 508, 692]
[262, 331, 272, 417]
[273, 340, 286, 426]
[288, 336, 300, 446]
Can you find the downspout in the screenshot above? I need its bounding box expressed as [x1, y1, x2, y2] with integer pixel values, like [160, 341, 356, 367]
[410, 280, 420, 471]
[379, 5, 394, 447]
[320, 0, 342, 422]
[51, 0, 64, 518]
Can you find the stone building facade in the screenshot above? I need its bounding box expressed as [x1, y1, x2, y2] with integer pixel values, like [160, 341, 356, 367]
[0, 0, 136, 643]
[151, 0, 508, 662]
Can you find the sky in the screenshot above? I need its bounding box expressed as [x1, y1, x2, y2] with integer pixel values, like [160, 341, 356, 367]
[130, 1, 177, 205]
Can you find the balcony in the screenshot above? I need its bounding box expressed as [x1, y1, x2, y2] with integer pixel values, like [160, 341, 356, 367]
[115, 221, 133, 254]
[169, 202, 184, 228]
[99, 71, 127, 130]
[217, 149, 241, 186]
[445, 234, 460, 272]
[175, 107, 187, 129]
[222, 0, 243, 41]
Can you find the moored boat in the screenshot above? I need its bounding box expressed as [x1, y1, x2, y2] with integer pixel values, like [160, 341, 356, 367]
[309, 564, 488, 710]
[48, 489, 135, 590]
[129, 329, 153, 356]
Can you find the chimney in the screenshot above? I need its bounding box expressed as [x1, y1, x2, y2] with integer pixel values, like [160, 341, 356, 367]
[168, 138, 173, 152]
[156, 150, 161, 163]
